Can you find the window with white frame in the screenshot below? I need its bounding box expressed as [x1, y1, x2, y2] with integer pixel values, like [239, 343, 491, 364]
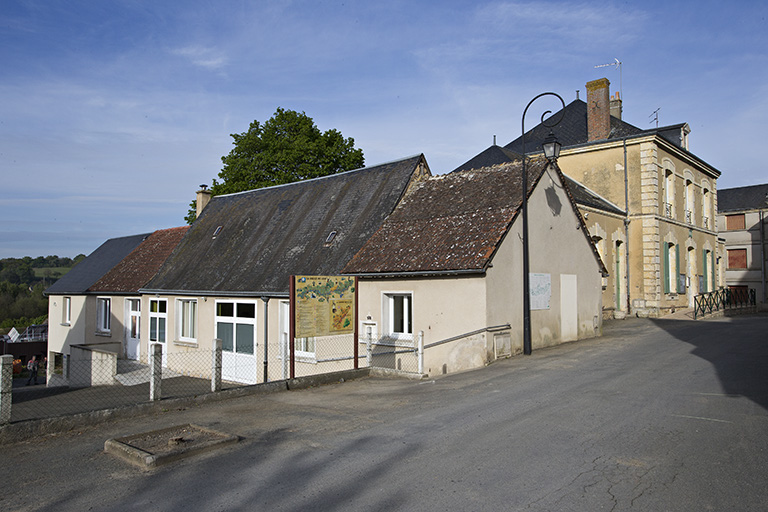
[384, 293, 412, 339]
[63, 296, 71, 325]
[177, 298, 197, 342]
[149, 299, 168, 343]
[215, 301, 256, 355]
[96, 297, 111, 333]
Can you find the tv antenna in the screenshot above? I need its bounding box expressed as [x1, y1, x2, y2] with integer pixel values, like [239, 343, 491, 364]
[649, 107, 661, 128]
[594, 58, 622, 103]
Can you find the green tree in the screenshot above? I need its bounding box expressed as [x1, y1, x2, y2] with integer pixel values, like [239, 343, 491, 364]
[186, 108, 364, 223]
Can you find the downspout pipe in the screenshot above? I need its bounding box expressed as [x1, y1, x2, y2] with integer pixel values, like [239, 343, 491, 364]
[262, 297, 269, 382]
[624, 139, 631, 314]
[761, 209, 766, 304]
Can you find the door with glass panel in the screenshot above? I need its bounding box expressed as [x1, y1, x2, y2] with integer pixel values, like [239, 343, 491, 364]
[148, 299, 168, 367]
[126, 299, 141, 360]
[216, 301, 258, 384]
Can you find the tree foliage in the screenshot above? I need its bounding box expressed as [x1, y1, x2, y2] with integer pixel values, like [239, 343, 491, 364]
[0, 255, 82, 329]
[186, 108, 365, 223]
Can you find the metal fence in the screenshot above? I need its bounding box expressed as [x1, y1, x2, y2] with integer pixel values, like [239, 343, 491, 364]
[694, 287, 757, 319]
[2, 342, 248, 424]
[0, 331, 434, 425]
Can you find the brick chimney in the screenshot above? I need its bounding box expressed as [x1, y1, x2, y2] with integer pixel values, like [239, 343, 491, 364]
[196, 185, 212, 218]
[610, 92, 622, 120]
[586, 78, 611, 141]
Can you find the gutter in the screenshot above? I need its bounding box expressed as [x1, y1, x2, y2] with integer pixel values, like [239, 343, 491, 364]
[344, 268, 485, 279]
[138, 288, 290, 299]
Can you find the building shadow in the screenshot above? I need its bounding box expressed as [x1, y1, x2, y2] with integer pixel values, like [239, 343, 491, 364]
[650, 314, 768, 411]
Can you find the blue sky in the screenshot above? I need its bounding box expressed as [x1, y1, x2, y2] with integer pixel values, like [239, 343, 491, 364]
[2, 0, 766, 258]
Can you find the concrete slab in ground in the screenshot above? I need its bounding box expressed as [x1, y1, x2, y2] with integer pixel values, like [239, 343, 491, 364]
[104, 423, 238, 468]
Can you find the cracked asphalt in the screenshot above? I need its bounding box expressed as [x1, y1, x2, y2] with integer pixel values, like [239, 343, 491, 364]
[2, 314, 767, 512]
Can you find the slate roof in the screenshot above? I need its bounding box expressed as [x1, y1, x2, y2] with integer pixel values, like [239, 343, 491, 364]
[44, 233, 151, 296]
[504, 99, 645, 155]
[717, 184, 768, 213]
[143, 155, 428, 296]
[88, 226, 190, 294]
[451, 145, 521, 174]
[563, 176, 625, 216]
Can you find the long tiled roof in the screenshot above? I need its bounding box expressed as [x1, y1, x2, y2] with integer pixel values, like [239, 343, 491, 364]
[44, 233, 151, 295]
[143, 155, 428, 295]
[343, 158, 549, 274]
[88, 226, 189, 294]
[717, 183, 768, 212]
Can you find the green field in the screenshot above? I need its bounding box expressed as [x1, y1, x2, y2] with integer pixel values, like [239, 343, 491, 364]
[33, 267, 71, 279]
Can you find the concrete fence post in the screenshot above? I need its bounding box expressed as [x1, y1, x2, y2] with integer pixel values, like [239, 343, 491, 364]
[1, 355, 13, 424]
[366, 334, 373, 367]
[149, 343, 162, 401]
[417, 331, 424, 375]
[212, 338, 222, 392]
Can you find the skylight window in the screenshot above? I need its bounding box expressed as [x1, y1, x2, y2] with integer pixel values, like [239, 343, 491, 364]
[324, 231, 337, 246]
[212, 225, 223, 239]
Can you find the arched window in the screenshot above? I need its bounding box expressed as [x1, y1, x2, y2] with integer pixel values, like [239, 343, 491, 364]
[701, 182, 711, 229]
[684, 173, 694, 224]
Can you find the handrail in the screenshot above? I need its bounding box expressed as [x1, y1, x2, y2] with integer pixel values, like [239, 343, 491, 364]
[694, 288, 756, 319]
[423, 324, 511, 350]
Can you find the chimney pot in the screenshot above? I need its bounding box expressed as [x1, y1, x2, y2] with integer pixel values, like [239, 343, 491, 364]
[196, 187, 212, 218]
[586, 78, 611, 141]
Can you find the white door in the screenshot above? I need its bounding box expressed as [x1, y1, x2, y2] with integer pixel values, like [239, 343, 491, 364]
[149, 299, 168, 367]
[560, 274, 578, 341]
[126, 299, 141, 360]
[217, 301, 258, 384]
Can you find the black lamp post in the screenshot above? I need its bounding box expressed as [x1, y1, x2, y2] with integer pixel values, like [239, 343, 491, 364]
[521, 92, 565, 355]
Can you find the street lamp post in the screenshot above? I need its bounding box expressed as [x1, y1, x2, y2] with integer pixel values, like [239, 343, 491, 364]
[521, 92, 565, 355]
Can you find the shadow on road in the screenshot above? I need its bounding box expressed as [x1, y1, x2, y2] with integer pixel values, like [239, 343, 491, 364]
[650, 314, 768, 411]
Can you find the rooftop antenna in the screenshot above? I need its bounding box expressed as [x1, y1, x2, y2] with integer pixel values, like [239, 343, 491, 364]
[594, 58, 622, 103]
[649, 107, 661, 128]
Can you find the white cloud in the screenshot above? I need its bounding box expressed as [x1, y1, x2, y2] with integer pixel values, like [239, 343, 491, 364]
[169, 45, 228, 70]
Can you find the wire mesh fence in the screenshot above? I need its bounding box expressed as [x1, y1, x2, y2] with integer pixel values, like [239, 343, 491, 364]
[6, 347, 248, 424]
[2, 332, 425, 425]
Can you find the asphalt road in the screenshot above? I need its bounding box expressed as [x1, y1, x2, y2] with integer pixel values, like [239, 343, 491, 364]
[2, 315, 767, 512]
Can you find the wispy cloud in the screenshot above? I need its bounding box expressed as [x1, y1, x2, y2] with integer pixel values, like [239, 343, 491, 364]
[169, 45, 228, 70]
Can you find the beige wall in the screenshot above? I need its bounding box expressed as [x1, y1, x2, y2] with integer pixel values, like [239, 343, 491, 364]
[558, 135, 720, 316]
[47, 294, 87, 355]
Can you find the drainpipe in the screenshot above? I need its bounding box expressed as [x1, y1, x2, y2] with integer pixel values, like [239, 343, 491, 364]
[262, 297, 269, 382]
[624, 139, 631, 313]
[761, 209, 766, 304]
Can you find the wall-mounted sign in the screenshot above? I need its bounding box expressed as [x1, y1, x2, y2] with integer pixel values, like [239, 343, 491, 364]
[530, 273, 551, 310]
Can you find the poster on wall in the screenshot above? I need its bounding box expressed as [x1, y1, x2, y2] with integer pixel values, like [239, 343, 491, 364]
[294, 275, 356, 338]
[530, 273, 551, 310]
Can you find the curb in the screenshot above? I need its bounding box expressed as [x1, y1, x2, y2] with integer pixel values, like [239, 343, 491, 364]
[0, 368, 371, 445]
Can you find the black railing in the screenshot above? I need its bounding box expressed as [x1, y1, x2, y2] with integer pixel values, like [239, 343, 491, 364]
[694, 288, 756, 319]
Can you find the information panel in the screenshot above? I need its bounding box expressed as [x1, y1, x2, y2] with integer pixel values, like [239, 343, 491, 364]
[294, 276, 356, 338]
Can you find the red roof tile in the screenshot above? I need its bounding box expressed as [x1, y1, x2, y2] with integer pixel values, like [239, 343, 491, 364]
[88, 226, 189, 293]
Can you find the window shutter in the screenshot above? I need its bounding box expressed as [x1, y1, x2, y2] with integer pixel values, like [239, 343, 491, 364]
[663, 242, 670, 293]
[702, 249, 708, 292]
[675, 245, 680, 290]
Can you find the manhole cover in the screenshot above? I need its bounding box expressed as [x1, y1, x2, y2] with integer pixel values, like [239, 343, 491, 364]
[105, 424, 238, 468]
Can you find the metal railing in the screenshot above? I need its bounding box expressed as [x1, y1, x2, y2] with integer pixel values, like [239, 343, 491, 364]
[685, 209, 693, 224]
[664, 202, 673, 218]
[694, 288, 756, 319]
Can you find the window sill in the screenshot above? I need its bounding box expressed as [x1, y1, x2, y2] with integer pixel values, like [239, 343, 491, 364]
[61, 323, 71, 327]
[295, 354, 317, 364]
[173, 339, 198, 348]
[95, 331, 111, 337]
